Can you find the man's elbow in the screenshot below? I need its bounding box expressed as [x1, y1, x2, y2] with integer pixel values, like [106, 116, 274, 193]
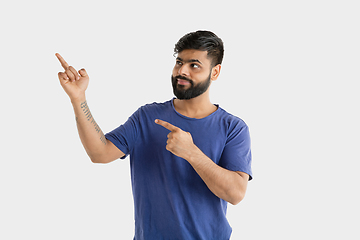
[90, 158, 102, 164]
[229, 172, 249, 205]
[229, 191, 246, 205]
[89, 155, 113, 164]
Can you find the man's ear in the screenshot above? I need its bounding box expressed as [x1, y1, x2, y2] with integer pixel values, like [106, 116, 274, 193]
[211, 64, 221, 81]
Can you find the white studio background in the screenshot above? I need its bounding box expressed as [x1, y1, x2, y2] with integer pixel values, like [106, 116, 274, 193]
[1, 0, 359, 239]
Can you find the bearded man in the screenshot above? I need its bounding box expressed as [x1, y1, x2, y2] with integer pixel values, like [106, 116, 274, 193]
[56, 30, 252, 240]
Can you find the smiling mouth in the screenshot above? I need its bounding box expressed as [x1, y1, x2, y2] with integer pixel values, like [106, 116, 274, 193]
[177, 79, 191, 85]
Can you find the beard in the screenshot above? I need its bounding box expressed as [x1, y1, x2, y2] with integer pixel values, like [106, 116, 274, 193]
[171, 73, 211, 100]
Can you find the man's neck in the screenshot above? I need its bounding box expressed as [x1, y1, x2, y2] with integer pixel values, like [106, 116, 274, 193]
[173, 93, 218, 119]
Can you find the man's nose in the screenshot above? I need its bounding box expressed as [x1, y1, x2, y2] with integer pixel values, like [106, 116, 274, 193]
[178, 64, 190, 76]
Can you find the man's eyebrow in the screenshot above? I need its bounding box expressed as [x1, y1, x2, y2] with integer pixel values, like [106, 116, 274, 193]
[176, 57, 202, 65]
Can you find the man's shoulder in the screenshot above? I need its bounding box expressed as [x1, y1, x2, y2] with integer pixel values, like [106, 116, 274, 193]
[217, 107, 247, 128]
[130, 100, 173, 119]
[138, 99, 172, 112]
[142, 99, 172, 108]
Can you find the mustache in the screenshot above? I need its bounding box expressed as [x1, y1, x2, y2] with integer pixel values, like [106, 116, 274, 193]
[174, 75, 193, 83]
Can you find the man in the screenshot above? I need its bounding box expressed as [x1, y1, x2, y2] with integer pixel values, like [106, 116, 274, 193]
[56, 30, 252, 240]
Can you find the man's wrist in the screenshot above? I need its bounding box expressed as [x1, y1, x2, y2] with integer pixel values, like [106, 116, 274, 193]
[186, 145, 205, 165]
[70, 94, 86, 105]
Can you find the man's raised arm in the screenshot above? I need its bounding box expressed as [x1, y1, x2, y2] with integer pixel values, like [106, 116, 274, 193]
[56, 53, 124, 163]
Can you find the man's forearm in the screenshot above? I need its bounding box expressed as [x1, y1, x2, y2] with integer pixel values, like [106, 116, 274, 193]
[72, 96, 107, 162]
[186, 148, 248, 205]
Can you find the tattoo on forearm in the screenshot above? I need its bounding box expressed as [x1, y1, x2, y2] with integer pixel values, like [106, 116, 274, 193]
[100, 135, 107, 145]
[80, 101, 107, 145]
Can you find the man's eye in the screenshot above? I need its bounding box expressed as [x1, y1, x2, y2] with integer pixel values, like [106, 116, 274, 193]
[191, 64, 200, 69]
[176, 61, 183, 66]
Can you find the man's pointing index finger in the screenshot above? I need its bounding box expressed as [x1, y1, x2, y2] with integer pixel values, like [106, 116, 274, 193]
[55, 53, 69, 70]
[155, 119, 180, 132]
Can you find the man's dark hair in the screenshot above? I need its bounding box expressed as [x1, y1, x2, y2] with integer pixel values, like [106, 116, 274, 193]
[174, 30, 224, 67]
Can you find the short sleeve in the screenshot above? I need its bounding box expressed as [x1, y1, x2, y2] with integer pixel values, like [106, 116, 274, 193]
[105, 108, 140, 159]
[219, 120, 253, 180]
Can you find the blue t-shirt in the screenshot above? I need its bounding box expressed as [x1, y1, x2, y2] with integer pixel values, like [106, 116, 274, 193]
[105, 99, 252, 240]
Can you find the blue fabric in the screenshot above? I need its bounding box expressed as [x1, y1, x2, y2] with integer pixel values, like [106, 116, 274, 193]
[105, 99, 252, 240]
